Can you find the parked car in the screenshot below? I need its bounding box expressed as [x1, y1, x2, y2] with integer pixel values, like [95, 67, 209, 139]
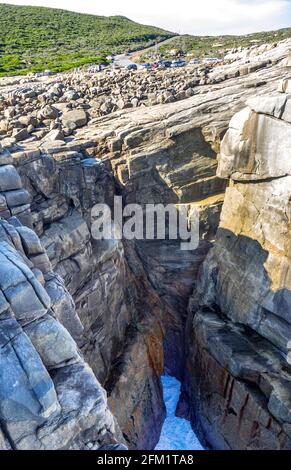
[203, 57, 223, 64]
[34, 70, 54, 77]
[127, 63, 138, 71]
[162, 61, 172, 68]
[151, 62, 159, 69]
[188, 58, 200, 65]
[88, 64, 102, 73]
[171, 59, 186, 68]
[142, 63, 152, 70]
[157, 61, 165, 69]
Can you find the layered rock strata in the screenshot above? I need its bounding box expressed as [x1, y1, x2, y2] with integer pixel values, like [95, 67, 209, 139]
[70, 44, 289, 376]
[0, 147, 123, 449]
[181, 90, 291, 450]
[5, 145, 167, 450]
[0, 40, 291, 450]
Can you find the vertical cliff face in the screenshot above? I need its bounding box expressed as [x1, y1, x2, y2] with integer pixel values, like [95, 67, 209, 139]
[74, 55, 284, 381]
[181, 89, 291, 450]
[0, 40, 291, 451]
[101, 115, 226, 379]
[0, 146, 123, 449]
[11, 146, 167, 449]
[0, 96, 227, 448]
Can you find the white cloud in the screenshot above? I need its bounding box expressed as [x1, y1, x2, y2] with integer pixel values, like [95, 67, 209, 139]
[1, 0, 290, 34]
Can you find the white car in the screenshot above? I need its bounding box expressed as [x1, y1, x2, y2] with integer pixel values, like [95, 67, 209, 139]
[88, 65, 102, 73]
[203, 57, 223, 64]
[188, 59, 200, 65]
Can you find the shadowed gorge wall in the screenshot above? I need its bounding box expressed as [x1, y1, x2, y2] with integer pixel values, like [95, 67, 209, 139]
[180, 92, 291, 449]
[0, 39, 291, 450]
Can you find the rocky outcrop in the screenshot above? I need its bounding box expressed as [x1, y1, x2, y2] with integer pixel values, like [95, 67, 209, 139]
[181, 89, 291, 450]
[0, 147, 123, 450]
[1, 38, 290, 146]
[0, 39, 291, 451]
[70, 42, 289, 377]
[8, 142, 167, 450]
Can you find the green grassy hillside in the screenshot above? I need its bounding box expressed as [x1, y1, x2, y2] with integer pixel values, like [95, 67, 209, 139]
[140, 28, 291, 61]
[1, 3, 290, 76]
[0, 3, 174, 75]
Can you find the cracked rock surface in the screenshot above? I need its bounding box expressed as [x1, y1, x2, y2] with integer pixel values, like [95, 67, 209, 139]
[0, 38, 291, 450]
[181, 91, 291, 450]
[0, 150, 123, 449]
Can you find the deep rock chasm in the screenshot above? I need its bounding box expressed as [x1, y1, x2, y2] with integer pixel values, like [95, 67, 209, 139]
[0, 39, 291, 450]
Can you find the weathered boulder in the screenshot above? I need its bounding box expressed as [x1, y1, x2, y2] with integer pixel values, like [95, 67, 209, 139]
[218, 105, 291, 180]
[0, 165, 22, 191]
[43, 128, 65, 142]
[13, 128, 29, 142]
[61, 109, 87, 128]
[39, 105, 59, 120]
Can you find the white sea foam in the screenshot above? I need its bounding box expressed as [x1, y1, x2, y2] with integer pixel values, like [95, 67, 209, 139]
[155, 375, 204, 450]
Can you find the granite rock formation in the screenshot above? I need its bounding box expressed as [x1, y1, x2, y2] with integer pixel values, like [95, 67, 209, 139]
[0, 38, 291, 450]
[71, 39, 290, 378]
[180, 89, 291, 450]
[6, 144, 167, 450]
[0, 148, 123, 449]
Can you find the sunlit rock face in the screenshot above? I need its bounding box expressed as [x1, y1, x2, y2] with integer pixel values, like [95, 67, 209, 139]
[181, 92, 291, 450]
[1, 40, 291, 450]
[71, 42, 290, 384]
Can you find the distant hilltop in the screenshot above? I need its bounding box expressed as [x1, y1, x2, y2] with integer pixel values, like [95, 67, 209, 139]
[0, 3, 290, 76]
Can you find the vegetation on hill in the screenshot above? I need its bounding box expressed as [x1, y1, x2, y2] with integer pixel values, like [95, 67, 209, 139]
[139, 28, 291, 61]
[0, 3, 174, 76]
[0, 3, 290, 76]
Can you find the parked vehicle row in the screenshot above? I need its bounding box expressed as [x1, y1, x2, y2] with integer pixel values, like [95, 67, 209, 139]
[136, 57, 222, 71]
[171, 59, 187, 67]
[203, 57, 223, 64]
[31, 53, 224, 77]
[140, 60, 186, 70]
[68, 56, 225, 76]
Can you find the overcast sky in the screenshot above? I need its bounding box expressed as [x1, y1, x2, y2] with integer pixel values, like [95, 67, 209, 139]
[1, 0, 291, 35]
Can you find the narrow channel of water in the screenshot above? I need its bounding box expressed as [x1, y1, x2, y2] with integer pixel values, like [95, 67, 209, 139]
[155, 375, 204, 450]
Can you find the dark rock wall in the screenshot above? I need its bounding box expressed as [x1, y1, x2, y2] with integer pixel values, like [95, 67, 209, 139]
[10, 144, 167, 450]
[0, 146, 123, 449]
[0, 40, 291, 450]
[180, 93, 291, 450]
